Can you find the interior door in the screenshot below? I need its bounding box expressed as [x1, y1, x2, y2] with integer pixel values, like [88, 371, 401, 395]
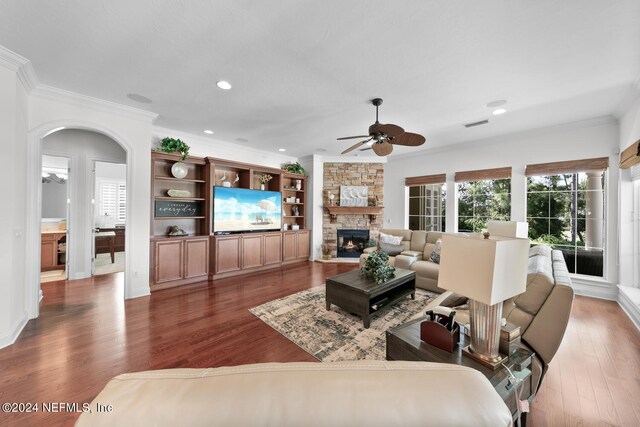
[90, 162, 96, 276]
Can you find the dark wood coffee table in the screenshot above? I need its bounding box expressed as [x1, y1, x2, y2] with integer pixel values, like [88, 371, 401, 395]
[386, 316, 535, 425]
[325, 268, 416, 328]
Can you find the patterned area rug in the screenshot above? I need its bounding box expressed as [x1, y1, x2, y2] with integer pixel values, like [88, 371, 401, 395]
[250, 286, 437, 361]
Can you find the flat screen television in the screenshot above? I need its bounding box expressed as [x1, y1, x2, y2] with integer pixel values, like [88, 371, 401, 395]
[213, 186, 282, 234]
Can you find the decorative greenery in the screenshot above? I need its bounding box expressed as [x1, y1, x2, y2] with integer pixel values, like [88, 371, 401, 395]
[157, 137, 190, 160]
[361, 251, 395, 284]
[259, 174, 273, 184]
[365, 239, 377, 248]
[282, 162, 306, 175]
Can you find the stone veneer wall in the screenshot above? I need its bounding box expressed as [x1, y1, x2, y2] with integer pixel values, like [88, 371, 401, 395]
[323, 162, 384, 257]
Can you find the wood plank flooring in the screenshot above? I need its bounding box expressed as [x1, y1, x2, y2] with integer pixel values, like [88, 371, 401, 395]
[0, 261, 638, 426]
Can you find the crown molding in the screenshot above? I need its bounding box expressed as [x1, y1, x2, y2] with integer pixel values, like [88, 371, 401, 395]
[0, 45, 39, 92]
[389, 115, 618, 162]
[32, 84, 158, 123]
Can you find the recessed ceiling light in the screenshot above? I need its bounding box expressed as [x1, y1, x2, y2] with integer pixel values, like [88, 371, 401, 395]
[127, 93, 153, 103]
[316, 148, 327, 153]
[278, 148, 286, 152]
[216, 81, 232, 90]
[236, 137, 249, 143]
[486, 100, 507, 108]
[203, 130, 214, 135]
[492, 108, 507, 115]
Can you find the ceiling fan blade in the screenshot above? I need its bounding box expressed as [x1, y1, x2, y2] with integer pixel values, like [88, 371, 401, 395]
[337, 135, 370, 140]
[359, 147, 372, 151]
[371, 123, 404, 138]
[341, 138, 372, 155]
[390, 132, 426, 146]
[371, 141, 393, 156]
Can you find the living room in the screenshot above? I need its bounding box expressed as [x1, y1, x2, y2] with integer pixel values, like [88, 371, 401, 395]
[1, 1, 640, 426]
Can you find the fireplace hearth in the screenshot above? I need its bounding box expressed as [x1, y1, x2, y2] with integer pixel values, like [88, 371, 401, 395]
[337, 229, 370, 258]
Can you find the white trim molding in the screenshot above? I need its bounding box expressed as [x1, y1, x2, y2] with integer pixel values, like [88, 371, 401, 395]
[618, 286, 640, 331]
[0, 44, 38, 92]
[570, 277, 618, 301]
[32, 85, 158, 123]
[0, 313, 28, 350]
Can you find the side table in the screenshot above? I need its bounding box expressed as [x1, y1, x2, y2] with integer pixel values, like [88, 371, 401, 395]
[387, 316, 534, 426]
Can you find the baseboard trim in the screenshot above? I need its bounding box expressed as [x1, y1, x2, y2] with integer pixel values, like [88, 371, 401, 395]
[0, 313, 28, 350]
[571, 282, 618, 301]
[617, 286, 640, 331]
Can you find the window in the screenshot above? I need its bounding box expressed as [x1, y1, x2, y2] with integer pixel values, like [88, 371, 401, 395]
[526, 157, 608, 278]
[99, 180, 126, 223]
[457, 178, 511, 232]
[408, 183, 446, 231]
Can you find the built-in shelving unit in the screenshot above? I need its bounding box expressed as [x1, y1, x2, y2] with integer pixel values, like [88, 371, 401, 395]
[150, 153, 311, 289]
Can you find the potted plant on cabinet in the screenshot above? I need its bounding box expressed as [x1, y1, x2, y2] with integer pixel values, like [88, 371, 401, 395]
[281, 162, 306, 176]
[156, 137, 191, 179]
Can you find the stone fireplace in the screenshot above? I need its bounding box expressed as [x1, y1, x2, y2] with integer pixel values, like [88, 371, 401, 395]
[336, 229, 370, 258]
[323, 162, 384, 258]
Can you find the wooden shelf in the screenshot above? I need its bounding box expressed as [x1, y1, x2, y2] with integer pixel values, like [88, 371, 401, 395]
[282, 188, 305, 192]
[283, 202, 303, 205]
[154, 216, 206, 220]
[324, 206, 383, 224]
[284, 215, 304, 218]
[155, 176, 206, 183]
[154, 196, 206, 201]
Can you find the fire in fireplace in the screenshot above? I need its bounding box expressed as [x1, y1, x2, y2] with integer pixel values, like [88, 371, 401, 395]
[337, 229, 370, 258]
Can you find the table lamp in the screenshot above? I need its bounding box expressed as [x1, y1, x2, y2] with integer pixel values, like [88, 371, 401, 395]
[438, 233, 529, 368]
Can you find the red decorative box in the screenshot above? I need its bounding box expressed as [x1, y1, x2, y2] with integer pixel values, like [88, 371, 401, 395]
[420, 320, 460, 353]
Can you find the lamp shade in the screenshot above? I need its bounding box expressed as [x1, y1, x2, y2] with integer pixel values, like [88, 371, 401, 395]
[487, 220, 528, 238]
[438, 234, 529, 306]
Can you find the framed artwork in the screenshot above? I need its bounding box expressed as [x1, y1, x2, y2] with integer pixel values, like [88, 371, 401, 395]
[340, 185, 368, 207]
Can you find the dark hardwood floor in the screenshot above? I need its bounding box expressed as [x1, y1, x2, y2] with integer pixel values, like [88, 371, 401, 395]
[0, 261, 638, 426]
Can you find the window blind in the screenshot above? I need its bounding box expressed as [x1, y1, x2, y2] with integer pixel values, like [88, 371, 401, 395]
[525, 157, 609, 176]
[454, 167, 511, 183]
[405, 173, 446, 186]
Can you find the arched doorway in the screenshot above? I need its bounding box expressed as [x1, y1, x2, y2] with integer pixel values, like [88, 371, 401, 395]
[26, 121, 134, 319]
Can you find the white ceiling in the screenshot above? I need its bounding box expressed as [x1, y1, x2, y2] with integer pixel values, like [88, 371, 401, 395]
[1, 1, 639, 158]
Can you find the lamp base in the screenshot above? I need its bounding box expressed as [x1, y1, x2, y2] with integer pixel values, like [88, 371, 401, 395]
[462, 345, 508, 369]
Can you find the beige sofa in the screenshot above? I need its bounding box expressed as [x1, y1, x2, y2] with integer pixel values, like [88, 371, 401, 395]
[360, 228, 446, 292]
[76, 361, 513, 427]
[426, 244, 574, 394]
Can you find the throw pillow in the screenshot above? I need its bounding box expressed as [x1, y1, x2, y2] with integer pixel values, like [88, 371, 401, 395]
[379, 242, 404, 256]
[379, 232, 403, 246]
[440, 293, 468, 308]
[430, 239, 442, 264]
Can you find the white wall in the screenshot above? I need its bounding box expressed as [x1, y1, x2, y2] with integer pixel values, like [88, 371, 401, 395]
[618, 93, 640, 288]
[152, 126, 297, 168]
[43, 130, 126, 278]
[385, 118, 620, 298]
[0, 64, 29, 348]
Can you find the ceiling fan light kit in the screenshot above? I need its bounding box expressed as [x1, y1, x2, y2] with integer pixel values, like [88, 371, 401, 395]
[338, 98, 426, 156]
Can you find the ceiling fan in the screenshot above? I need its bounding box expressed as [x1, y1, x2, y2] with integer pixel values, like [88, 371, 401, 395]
[338, 98, 426, 156]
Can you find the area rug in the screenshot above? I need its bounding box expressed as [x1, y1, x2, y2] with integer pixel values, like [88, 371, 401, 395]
[250, 286, 437, 362]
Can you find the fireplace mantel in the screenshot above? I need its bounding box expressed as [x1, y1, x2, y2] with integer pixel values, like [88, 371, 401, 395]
[324, 206, 383, 224]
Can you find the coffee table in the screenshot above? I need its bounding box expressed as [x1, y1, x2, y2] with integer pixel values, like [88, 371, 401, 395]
[386, 316, 535, 425]
[325, 268, 416, 328]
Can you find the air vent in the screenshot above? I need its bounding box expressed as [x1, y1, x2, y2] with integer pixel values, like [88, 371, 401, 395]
[464, 119, 489, 128]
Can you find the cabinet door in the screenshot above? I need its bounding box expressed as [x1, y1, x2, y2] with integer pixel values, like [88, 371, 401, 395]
[242, 235, 264, 269]
[283, 232, 297, 261]
[264, 233, 283, 265]
[297, 230, 310, 259]
[41, 238, 57, 269]
[215, 236, 241, 273]
[155, 240, 183, 283]
[184, 238, 209, 279]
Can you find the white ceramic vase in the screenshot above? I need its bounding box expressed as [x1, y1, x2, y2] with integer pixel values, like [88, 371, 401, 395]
[171, 162, 188, 179]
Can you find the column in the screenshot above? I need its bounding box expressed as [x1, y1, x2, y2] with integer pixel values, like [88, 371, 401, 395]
[585, 171, 603, 250]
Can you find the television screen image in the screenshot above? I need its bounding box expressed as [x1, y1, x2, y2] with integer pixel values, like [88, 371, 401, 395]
[213, 186, 282, 233]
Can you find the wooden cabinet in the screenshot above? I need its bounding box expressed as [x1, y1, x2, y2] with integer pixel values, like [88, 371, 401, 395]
[283, 230, 310, 263]
[212, 232, 287, 279]
[41, 232, 66, 271]
[151, 236, 209, 290]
